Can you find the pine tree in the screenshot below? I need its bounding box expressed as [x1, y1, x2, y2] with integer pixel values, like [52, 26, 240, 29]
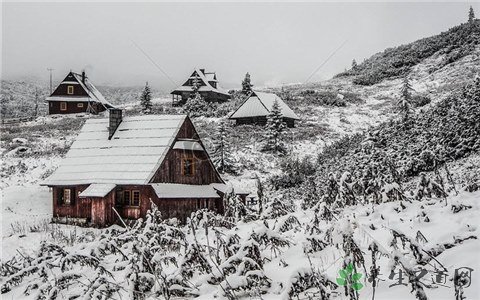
[397, 75, 414, 121]
[212, 122, 237, 174]
[183, 93, 209, 118]
[262, 100, 287, 154]
[351, 59, 358, 71]
[140, 82, 153, 114]
[183, 74, 210, 117]
[468, 6, 475, 23]
[191, 74, 201, 97]
[241, 72, 253, 94]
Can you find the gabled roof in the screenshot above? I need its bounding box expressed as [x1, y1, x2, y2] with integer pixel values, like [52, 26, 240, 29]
[171, 68, 229, 96]
[229, 91, 299, 120]
[46, 72, 115, 109]
[151, 183, 225, 198]
[42, 115, 188, 186]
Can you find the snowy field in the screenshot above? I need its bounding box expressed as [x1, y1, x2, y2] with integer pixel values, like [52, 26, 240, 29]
[1, 183, 479, 299]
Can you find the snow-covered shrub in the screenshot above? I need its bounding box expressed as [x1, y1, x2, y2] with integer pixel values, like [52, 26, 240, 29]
[251, 224, 293, 258]
[315, 78, 480, 200]
[183, 93, 215, 117]
[217, 236, 271, 298]
[412, 94, 431, 107]
[269, 155, 316, 190]
[285, 268, 336, 299]
[262, 197, 294, 219]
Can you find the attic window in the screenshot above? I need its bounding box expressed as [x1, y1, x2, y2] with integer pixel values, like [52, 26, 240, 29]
[77, 103, 84, 108]
[60, 102, 67, 111]
[182, 158, 195, 176]
[67, 85, 74, 94]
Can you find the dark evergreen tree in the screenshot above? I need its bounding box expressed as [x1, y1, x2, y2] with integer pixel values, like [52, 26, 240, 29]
[262, 100, 287, 154]
[191, 74, 201, 98]
[183, 74, 211, 117]
[468, 6, 475, 23]
[212, 122, 237, 174]
[140, 82, 153, 114]
[183, 93, 209, 117]
[241, 72, 253, 94]
[398, 75, 414, 121]
[351, 59, 358, 70]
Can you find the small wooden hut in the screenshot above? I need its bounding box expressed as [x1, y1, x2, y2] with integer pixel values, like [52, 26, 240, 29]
[229, 91, 299, 127]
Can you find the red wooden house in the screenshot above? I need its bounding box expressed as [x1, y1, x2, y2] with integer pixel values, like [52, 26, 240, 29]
[42, 109, 228, 227]
[171, 68, 231, 105]
[46, 71, 115, 114]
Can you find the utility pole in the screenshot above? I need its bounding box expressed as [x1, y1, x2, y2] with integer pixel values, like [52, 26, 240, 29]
[34, 87, 39, 117]
[47, 68, 54, 94]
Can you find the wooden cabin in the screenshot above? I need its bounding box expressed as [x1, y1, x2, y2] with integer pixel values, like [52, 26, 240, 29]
[42, 110, 229, 227]
[229, 91, 299, 127]
[171, 68, 231, 105]
[46, 71, 115, 114]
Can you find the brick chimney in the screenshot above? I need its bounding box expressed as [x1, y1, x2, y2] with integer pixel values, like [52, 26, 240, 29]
[108, 109, 122, 140]
[81, 71, 86, 83]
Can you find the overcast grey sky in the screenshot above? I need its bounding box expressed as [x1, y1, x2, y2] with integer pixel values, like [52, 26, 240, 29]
[2, 2, 479, 92]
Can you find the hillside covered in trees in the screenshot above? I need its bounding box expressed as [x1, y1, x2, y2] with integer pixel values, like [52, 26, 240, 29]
[336, 19, 480, 86]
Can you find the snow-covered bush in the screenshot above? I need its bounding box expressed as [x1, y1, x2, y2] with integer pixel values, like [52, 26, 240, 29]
[183, 93, 215, 117]
[269, 155, 316, 190]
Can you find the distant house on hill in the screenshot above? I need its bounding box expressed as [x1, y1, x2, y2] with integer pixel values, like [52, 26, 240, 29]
[229, 91, 299, 127]
[42, 109, 230, 227]
[171, 68, 231, 105]
[46, 71, 115, 114]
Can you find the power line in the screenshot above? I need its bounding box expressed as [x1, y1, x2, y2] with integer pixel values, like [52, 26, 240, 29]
[131, 40, 178, 88]
[304, 39, 348, 84]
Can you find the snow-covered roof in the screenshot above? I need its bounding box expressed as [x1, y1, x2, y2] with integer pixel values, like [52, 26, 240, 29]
[79, 183, 116, 198]
[211, 183, 250, 195]
[173, 140, 203, 151]
[42, 115, 187, 186]
[46, 72, 115, 109]
[229, 91, 299, 120]
[151, 183, 224, 198]
[171, 68, 229, 96]
[44, 96, 94, 103]
[205, 73, 217, 82]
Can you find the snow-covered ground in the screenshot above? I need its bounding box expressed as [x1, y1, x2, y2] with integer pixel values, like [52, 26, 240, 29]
[1, 182, 479, 299]
[1, 186, 52, 260]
